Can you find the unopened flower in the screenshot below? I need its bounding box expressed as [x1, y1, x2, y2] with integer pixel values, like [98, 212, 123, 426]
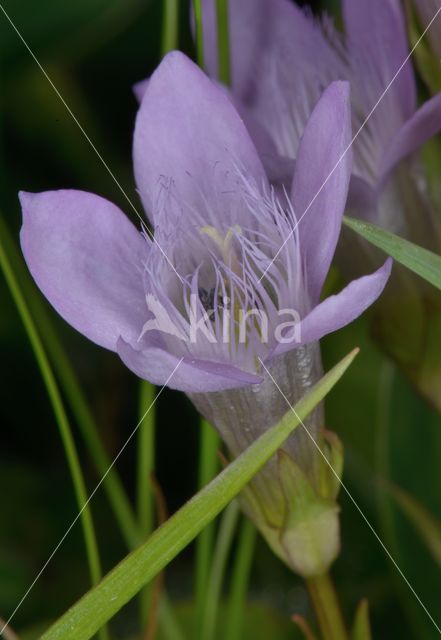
[20, 52, 390, 575]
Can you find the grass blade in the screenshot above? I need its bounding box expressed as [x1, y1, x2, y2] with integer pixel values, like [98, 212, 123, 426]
[343, 216, 441, 290]
[41, 348, 359, 640]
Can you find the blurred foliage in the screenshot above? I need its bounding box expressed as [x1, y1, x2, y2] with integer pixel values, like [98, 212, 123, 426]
[0, 1, 440, 639]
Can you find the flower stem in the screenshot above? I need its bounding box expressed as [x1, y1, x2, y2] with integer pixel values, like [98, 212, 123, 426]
[216, 0, 230, 85]
[137, 380, 156, 625]
[195, 420, 220, 639]
[161, 0, 179, 57]
[225, 518, 257, 640]
[200, 500, 241, 640]
[306, 573, 348, 640]
[193, 0, 205, 68]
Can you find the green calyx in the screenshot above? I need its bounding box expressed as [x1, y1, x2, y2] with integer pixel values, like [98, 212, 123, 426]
[241, 429, 344, 578]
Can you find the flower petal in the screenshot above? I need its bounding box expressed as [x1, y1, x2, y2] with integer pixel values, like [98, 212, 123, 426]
[133, 51, 267, 225]
[298, 259, 392, 345]
[380, 92, 441, 186]
[292, 81, 352, 303]
[271, 258, 392, 357]
[133, 78, 149, 103]
[20, 190, 147, 351]
[117, 337, 262, 392]
[343, 0, 416, 123]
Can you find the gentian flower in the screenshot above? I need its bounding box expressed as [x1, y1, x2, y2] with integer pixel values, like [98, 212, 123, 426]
[20, 52, 390, 575]
[193, 0, 441, 238]
[190, 0, 441, 411]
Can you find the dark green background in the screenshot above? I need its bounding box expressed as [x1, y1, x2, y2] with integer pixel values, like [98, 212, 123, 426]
[0, 1, 440, 638]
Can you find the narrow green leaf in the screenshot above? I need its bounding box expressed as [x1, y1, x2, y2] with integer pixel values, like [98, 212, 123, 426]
[343, 216, 441, 291]
[351, 599, 371, 640]
[387, 484, 441, 567]
[42, 348, 359, 640]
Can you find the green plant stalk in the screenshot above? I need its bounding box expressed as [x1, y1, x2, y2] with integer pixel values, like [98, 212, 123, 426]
[200, 500, 240, 640]
[195, 421, 220, 640]
[0, 222, 108, 640]
[193, 0, 205, 68]
[161, 0, 179, 57]
[216, 0, 231, 84]
[158, 598, 186, 640]
[375, 362, 399, 557]
[41, 348, 358, 640]
[137, 380, 156, 624]
[0, 219, 140, 549]
[306, 573, 348, 640]
[225, 518, 257, 640]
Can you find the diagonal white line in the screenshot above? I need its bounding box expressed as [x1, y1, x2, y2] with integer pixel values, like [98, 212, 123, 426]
[258, 357, 441, 635]
[0, 359, 183, 637]
[0, 3, 184, 285]
[259, 6, 441, 284]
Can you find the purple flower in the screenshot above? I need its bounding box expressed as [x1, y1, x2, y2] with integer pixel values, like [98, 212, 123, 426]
[191, 0, 441, 240]
[20, 52, 391, 576]
[20, 52, 390, 396]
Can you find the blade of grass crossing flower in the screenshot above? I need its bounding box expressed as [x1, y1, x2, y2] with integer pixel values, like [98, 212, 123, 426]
[193, 0, 204, 68]
[0, 217, 108, 640]
[216, 0, 230, 84]
[343, 216, 441, 290]
[200, 500, 240, 640]
[225, 518, 257, 640]
[41, 348, 359, 640]
[195, 420, 220, 640]
[0, 218, 140, 549]
[137, 380, 156, 625]
[161, 0, 179, 57]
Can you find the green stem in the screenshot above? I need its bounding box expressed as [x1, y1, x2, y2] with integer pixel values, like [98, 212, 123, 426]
[193, 0, 205, 68]
[195, 420, 220, 639]
[375, 361, 398, 552]
[225, 518, 257, 640]
[137, 380, 156, 624]
[0, 219, 108, 640]
[306, 573, 348, 640]
[200, 500, 241, 640]
[161, 0, 179, 56]
[0, 218, 140, 549]
[216, 0, 230, 84]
